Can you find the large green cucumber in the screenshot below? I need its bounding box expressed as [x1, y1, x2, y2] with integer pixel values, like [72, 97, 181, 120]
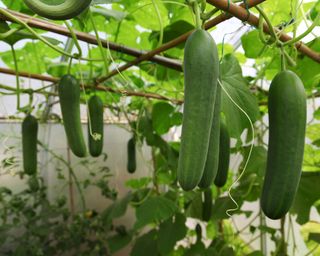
[261, 70, 306, 220]
[202, 188, 212, 222]
[127, 136, 136, 174]
[58, 74, 87, 157]
[22, 115, 38, 175]
[214, 120, 230, 188]
[177, 29, 219, 191]
[88, 95, 104, 157]
[23, 0, 92, 20]
[199, 85, 221, 188]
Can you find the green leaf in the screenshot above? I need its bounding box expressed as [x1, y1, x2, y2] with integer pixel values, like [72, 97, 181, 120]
[314, 107, 320, 120]
[212, 196, 242, 220]
[125, 177, 152, 189]
[291, 172, 320, 224]
[309, 233, 320, 243]
[152, 102, 174, 135]
[157, 213, 187, 255]
[131, 230, 158, 256]
[220, 54, 260, 139]
[135, 196, 178, 229]
[107, 233, 133, 253]
[91, 6, 127, 21]
[241, 30, 266, 58]
[101, 193, 132, 226]
[293, 38, 320, 88]
[237, 146, 267, 202]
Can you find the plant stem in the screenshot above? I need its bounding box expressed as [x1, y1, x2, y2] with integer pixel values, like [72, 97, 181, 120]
[64, 21, 82, 57]
[10, 45, 20, 111]
[152, 0, 164, 47]
[280, 216, 287, 255]
[89, 11, 109, 75]
[37, 140, 86, 210]
[283, 12, 320, 46]
[67, 147, 75, 217]
[194, 2, 202, 29]
[255, 6, 277, 41]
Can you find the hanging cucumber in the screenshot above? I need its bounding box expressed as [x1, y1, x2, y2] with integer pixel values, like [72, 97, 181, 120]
[261, 70, 306, 220]
[22, 114, 38, 175]
[199, 85, 221, 188]
[177, 29, 219, 191]
[58, 74, 87, 157]
[202, 188, 212, 222]
[214, 120, 230, 188]
[127, 136, 136, 174]
[88, 95, 104, 157]
[23, 0, 92, 20]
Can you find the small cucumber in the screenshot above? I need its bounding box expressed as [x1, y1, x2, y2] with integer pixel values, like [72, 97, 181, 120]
[261, 70, 306, 220]
[22, 114, 38, 175]
[202, 188, 212, 222]
[127, 136, 136, 174]
[214, 120, 230, 188]
[58, 74, 87, 157]
[177, 29, 219, 191]
[88, 95, 104, 157]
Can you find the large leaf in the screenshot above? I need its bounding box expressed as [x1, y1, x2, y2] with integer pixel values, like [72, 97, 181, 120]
[291, 172, 320, 224]
[293, 38, 320, 89]
[237, 146, 267, 202]
[220, 54, 260, 139]
[131, 230, 158, 256]
[157, 213, 187, 255]
[135, 195, 178, 229]
[101, 193, 132, 227]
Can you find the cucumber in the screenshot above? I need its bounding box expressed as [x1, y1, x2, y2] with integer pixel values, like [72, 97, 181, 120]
[23, 0, 92, 20]
[88, 95, 104, 157]
[214, 120, 230, 188]
[22, 115, 38, 175]
[202, 188, 212, 222]
[261, 70, 306, 220]
[177, 29, 219, 191]
[199, 85, 221, 188]
[58, 74, 87, 157]
[127, 136, 136, 174]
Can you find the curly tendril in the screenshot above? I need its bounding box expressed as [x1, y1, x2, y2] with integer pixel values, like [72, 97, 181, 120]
[23, 0, 92, 20]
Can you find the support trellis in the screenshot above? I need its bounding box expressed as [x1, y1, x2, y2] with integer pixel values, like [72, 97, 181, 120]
[0, 0, 319, 105]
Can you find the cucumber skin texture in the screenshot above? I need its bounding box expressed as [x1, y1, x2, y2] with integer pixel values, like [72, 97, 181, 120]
[214, 120, 230, 188]
[59, 74, 87, 157]
[202, 188, 213, 222]
[22, 115, 38, 175]
[88, 95, 104, 157]
[261, 70, 306, 220]
[199, 85, 221, 188]
[127, 137, 136, 174]
[24, 0, 92, 20]
[177, 29, 219, 191]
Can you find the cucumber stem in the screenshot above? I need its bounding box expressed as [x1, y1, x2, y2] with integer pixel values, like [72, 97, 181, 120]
[194, 1, 202, 29]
